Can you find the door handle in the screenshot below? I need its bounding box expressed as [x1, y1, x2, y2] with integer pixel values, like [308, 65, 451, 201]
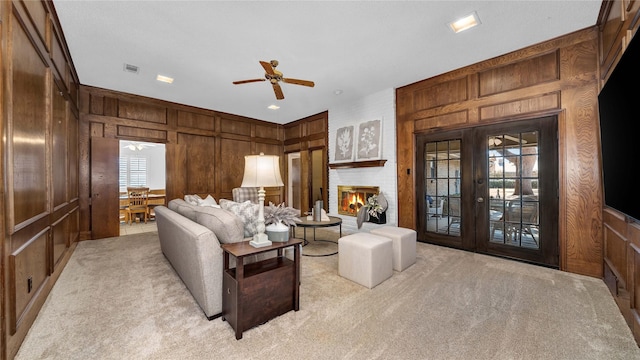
[477, 197, 484, 203]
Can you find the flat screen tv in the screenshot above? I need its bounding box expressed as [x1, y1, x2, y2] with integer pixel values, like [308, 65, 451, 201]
[598, 32, 640, 221]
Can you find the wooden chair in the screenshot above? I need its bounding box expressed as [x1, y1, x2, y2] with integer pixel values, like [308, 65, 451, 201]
[125, 187, 149, 225]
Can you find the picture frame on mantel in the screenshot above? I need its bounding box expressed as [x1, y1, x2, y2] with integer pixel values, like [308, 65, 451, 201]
[356, 119, 382, 161]
[333, 125, 355, 163]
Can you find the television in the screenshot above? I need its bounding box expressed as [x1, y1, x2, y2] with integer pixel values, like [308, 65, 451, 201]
[598, 32, 640, 221]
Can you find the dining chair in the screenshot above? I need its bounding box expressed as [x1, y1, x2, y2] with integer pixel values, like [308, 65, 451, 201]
[125, 187, 150, 225]
[446, 198, 461, 232]
[427, 198, 444, 217]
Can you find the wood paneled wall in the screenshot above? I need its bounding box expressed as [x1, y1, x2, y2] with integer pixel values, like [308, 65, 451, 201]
[598, 0, 640, 345]
[1, 1, 81, 359]
[79, 86, 286, 240]
[283, 112, 329, 213]
[396, 28, 602, 277]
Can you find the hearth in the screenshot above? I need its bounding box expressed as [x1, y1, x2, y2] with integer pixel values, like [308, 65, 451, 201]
[337, 185, 380, 217]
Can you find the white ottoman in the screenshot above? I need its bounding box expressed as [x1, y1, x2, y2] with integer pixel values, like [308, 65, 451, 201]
[370, 226, 417, 272]
[338, 233, 393, 289]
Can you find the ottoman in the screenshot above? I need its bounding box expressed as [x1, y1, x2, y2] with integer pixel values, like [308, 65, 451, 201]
[338, 233, 393, 289]
[370, 226, 416, 272]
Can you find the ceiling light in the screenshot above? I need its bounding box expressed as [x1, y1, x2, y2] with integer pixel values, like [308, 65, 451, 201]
[448, 12, 480, 33]
[268, 104, 280, 110]
[334, 89, 343, 95]
[156, 75, 174, 84]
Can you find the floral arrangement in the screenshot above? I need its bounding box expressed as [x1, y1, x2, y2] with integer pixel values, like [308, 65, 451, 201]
[263, 202, 302, 226]
[365, 194, 385, 219]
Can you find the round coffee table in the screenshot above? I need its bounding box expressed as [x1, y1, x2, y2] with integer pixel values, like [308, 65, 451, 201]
[293, 216, 342, 257]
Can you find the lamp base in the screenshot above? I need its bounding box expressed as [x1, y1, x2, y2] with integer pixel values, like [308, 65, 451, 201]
[249, 232, 272, 248]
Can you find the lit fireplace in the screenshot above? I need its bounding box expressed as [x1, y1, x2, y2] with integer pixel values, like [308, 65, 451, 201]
[338, 186, 380, 217]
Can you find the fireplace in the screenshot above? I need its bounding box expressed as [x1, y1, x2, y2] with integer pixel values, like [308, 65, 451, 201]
[337, 186, 380, 217]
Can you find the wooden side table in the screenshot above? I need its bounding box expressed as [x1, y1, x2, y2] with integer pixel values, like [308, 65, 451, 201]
[221, 238, 302, 340]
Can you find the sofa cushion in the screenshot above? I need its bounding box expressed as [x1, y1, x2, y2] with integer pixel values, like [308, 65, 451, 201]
[168, 198, 197, 222]
[219, 199, 260, 237]
[193, 206, 245, 244]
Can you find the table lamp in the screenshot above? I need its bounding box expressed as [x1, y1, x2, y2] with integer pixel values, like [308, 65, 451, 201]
[241, 152, 284, 248]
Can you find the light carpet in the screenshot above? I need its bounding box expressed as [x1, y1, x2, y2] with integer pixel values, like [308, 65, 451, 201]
[15, 230, 640, 360]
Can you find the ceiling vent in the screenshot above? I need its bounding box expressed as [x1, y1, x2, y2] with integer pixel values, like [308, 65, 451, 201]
[123, 63, 139, 74]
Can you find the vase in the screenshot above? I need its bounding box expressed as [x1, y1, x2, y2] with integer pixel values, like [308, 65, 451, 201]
[265, 221, 290, 242]
[368, 211, 386, 224]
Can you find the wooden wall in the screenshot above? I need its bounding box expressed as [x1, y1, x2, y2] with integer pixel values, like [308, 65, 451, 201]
[7, 0, 636, 356]
[396, 28, 602, 277]
[598, 0, 640, 345]
[0, 1, 81, 359]
[79, 86, 286, 240]
[283, 112, 329, 213]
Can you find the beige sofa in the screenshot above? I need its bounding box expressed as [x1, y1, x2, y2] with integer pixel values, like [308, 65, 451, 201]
[155, 199, 270, 319]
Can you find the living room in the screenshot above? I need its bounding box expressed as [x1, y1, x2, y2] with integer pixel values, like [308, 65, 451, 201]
[2, 1, 640, 359]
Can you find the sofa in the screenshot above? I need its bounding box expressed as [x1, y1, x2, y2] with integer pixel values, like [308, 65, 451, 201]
[155, 198, 273, 320]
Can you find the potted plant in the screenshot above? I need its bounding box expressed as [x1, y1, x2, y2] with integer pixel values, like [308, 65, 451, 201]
[264, 202, 301, 242]
[365, 194, 387, 224]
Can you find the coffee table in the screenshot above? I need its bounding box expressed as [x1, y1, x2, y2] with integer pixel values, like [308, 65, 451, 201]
[293, 216, 342, 257]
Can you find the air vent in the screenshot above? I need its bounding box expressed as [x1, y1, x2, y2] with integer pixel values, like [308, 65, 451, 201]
[123, 63, 139, 74]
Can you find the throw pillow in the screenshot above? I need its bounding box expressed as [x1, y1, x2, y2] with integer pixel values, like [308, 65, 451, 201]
[194, 206, 245, 244]
[220, 199, 260, 237]
[197, 194, 219, 208]
[184, 194, 202, 206]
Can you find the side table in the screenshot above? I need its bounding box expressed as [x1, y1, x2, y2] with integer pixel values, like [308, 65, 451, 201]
[221, 238, 302, 340]
[294, 216, 342, 257]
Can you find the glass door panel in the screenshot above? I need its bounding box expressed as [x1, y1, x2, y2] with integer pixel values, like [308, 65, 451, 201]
[487, 131, 540, 249]
[424, 139, 461, 236]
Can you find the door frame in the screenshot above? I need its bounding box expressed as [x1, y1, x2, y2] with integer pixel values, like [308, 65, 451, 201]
[416, 129, 476, 251]
[416, 116, 559, 267]
[474, 116, 559, 267]
[90, 137, 120, 239]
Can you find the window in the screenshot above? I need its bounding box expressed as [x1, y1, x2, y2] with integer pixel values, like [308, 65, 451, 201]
[119, 155, 147, 191]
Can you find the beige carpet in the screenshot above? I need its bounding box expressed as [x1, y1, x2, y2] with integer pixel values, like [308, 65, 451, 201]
[15, 230, 640, 360]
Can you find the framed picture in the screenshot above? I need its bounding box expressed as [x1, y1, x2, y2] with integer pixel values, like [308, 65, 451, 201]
[356, 120, 382, 160]
[333, 125, 354, 162]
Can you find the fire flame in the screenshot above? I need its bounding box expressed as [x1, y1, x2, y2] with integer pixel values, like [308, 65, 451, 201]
[340, 192, 366, 215]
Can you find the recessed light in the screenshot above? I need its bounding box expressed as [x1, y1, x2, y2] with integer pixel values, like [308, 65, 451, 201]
[448, 12, 480, 33]
[156, 75, 174, 84]
[268, 104, 280, 110]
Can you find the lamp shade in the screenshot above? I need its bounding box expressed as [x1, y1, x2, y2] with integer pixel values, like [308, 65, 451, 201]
[241, 153, 284, 188]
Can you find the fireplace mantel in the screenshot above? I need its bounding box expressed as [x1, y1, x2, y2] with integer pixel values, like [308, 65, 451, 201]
[329, 159, 387, 169]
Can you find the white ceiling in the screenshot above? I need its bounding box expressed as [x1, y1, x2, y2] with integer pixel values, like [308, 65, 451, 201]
[53, 1, 602, 125]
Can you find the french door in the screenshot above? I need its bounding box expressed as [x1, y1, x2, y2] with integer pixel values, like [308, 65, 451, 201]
[416, 116, 558, 267]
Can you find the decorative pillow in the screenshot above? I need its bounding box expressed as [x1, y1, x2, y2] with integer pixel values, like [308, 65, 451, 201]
[197, 194, 219, 208]
[184, 194, 202, 206]
[194, 206, 244, 244]
[220, 199, 260, 237]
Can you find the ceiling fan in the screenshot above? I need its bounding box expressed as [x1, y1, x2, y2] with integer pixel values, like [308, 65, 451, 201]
[232, 60, 315, 100]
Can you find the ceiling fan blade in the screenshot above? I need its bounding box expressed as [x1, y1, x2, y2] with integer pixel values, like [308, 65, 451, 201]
[233, 79, 265, 85]
[260, 61, 276, 76]
[272, 83, 284, 100]
[283, 78, 315, 87]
